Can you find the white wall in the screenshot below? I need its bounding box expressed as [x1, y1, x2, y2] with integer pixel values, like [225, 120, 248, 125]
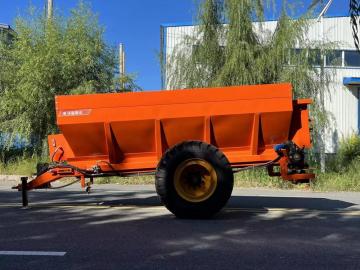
[163, 17, 360, 153]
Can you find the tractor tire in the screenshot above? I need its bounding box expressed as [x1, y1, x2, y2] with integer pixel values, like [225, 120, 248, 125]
[155, 141, 234, 219]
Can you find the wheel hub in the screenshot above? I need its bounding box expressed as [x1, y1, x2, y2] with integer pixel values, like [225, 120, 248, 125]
[174, 159, 218, 203]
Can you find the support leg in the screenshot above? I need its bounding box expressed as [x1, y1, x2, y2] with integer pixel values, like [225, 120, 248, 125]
[86, 177, 93, 194]
[80, 175, 86, 188]
[21, 177, 28, 208]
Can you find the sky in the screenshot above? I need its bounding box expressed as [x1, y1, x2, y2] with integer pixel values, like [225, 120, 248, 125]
[0, 0, 349, 90]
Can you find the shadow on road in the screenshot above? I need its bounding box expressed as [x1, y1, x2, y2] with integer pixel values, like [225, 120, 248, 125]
[0, 188, 359, 269]
[0, 188, 355, 212]
[227, 195, 355, 211]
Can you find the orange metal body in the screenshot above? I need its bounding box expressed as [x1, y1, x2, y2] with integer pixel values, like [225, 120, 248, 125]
[25, 83, 313, 190]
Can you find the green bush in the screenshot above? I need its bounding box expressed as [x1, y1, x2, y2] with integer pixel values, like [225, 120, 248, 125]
[0, 2, 117, 158]
[336, 133, 360, 170]
[312, 158, 360, 191]
[234, 168, 296, 189]
[0, 156, 41, 175]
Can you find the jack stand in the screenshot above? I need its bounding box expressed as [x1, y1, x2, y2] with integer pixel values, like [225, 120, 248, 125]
[85, 177, 93, 194]
[85, 183, 91, 194]
[21, 177, 28, 208]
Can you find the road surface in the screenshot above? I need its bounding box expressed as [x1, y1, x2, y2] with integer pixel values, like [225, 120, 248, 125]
[0, 184, 359, 269]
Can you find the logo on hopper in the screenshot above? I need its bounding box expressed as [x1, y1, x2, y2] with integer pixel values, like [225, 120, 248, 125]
[61, 109, 91, 117]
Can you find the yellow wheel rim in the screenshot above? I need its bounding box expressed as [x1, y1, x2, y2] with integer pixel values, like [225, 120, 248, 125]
[174, 158, 218, 203]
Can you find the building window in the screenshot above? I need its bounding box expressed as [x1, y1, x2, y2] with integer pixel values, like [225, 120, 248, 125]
[308, 49, 322, 66]
[289, 48, 323, 66]
[289, 48, 304, 65]
[326, 50, 342, 66]
[344, 50, 360, 67]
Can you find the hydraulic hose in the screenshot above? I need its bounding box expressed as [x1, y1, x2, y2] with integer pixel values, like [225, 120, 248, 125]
[232, 155, 281, 173]
[48, 179, 81, 189]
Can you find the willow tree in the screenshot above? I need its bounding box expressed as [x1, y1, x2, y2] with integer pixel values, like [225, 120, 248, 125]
[0, 2, 137, 160]
[165, 0, 336, 171]
[167, 0, 225, 88]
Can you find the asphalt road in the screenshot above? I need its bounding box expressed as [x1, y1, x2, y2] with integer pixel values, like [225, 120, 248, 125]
[0, 184, 359, 270]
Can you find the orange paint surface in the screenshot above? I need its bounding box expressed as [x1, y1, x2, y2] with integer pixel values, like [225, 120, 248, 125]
[48, 83, 312, 174]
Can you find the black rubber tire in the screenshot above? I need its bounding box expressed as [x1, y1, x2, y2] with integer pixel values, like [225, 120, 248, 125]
[155, 141, 234, 219]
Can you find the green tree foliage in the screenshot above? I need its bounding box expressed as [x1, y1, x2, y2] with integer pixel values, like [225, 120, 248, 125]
[166, 0, 336, 169]
[167, 0, 334, 95]
[167, 0, 225, 88]
[115, 73, 142, 92]
[337, 133, 360, 170]
[0, 2, 137, 158]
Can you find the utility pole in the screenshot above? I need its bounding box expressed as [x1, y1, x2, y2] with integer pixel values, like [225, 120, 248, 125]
[47, 0, 53, 19]
[119, 43, 126, 89]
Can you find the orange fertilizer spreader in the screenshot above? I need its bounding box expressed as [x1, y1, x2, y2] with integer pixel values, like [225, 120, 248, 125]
[17, 83, 314, 218]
